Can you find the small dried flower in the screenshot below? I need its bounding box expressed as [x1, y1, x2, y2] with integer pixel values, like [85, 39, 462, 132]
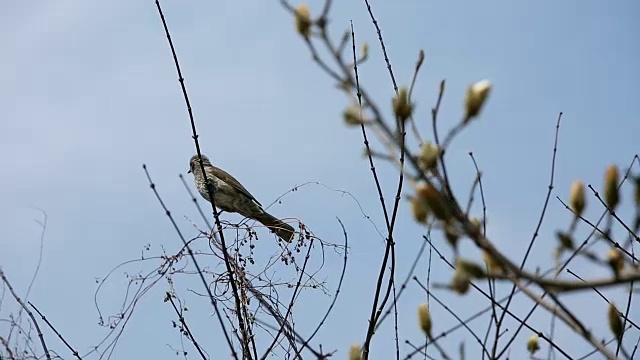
[417, 303, 432, 338]
[348, 344, 362, 360]
[604, 164, 620, 210]
[569, 180, 586, 217]
[527, 334, 540, 354]
[418, 142, 442, 172]
[464, 80, 492, 122]
[607, 303, 623, 340]
[392, 87, 414, 122]
[294, 4, 312, 38]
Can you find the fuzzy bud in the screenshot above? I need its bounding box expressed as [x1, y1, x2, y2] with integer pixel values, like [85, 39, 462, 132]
[469, 217, 483, 235]
[569, 180, 586, 217]
[348, 344, 362, 360]
[604, 164, 620, 210]
[410, 191, 430, 224]
[343, 105, 365, 126]
[416, 183, 450, 221]
[556, 231, 574, 250]
[463, 80, 492, 123]
[456, 258, 485, 279]
[607, 248, 624, 277]
[451, 269, 471, 295]
[392, 87, 414, 122]
[608, 303, 623, 340]
[527, 334, 540, 354]
[444, 222, 459, 249]
[482, 250, 503, 274]
[417, 303, 433, 338]
[294, 4, 312, 38]
[418, 142, 441, 172]
[360, 43, 369, 60]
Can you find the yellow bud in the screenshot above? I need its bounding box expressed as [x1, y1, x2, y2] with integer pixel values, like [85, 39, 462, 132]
[417, 183, 450, 221]
[417, 303, 432, 338]
[608, 303, 623, 340]
[482, 250, 502, 274]
[294, 4, 312, 38]
[343, 105, 365, 126]
[410, 193, 430, 224]
[456, 258, 485, 279]
[607, 248, 624, 276]
[569, 180, 586, 217]
[463, 79, 492, 122]
[451, 269, 470, 295]
[392, 87, 414, 121]
[360, 43, 369, 60]
[526, 334, 540, 354]
[604, 164, 620, 210]
[348, 344, 362, 360]
[418, 142, 441, 172]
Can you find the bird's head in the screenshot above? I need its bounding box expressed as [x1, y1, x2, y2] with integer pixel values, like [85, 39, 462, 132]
[188, 154, 212, 174]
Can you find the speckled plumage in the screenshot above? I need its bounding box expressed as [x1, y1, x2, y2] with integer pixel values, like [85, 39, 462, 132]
[189, 155, 295, 242]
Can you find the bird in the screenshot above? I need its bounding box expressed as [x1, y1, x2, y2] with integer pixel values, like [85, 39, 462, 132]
[188, 154, 296, 242]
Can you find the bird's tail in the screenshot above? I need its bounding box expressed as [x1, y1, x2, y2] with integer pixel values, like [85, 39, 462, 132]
[255, 211, 296, 243]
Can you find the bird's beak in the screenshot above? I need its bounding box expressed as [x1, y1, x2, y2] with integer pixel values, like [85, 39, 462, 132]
[187, 169, 192, 174]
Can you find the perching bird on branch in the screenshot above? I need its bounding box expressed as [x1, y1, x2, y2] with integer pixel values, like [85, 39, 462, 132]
[188, 155, 296, 242]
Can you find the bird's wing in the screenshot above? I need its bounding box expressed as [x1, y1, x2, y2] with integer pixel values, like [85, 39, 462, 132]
[209, 166, 263, 207]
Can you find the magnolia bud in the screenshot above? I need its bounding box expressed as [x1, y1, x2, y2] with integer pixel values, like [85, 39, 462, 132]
[456, 258, 485, 279]
[444, 222, 459, 249]
[464, 80, 491, 122]
[608, 303, 623, 340]
[349, 344, 362, 360]
[556, 231, 574, 250]
[451, 269, 471, 295]
[417, 303, 432, 338]
[392, 87, 414, 122]
[607, 248, 624, 277]
[569, 180, 586, 217]
[416, 183, 450, 221]
[343, 105, 365, 126]
[418, 142, 441, 172]
[604, 164, 620, 210]
[294, 4, 312, 38]
[482, 250, 503, 274]
[410, 192, 430, 224]
[526, 334, 540, 354]
[360, 43, 369, 60]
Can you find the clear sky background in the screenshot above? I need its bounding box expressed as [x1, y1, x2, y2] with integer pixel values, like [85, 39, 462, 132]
[1, 0, 639, 359]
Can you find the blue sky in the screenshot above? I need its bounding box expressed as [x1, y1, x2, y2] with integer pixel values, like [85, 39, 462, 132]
[1, 0, 639, 359]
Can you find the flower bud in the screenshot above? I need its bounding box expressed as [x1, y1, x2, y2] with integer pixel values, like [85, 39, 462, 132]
[349, 344, 362, 360]
[444, 222, 459, 249]
[343, 105, 365, 126]
[392, 87, 414, 122]
[604, 164, 620, 210]
[608, 303, 623, 340]
[418, 142, 441, 172]
[456, 258, 485, 279]
[463, 80, 491, 122]
[410, 191, 430, 224]
[607, 248, 624, 277]
[482, 250, 503, 274]
[417, 183, 450, 221]
[451, 269, 471, 295]
[527, 334, 540, 354]
[569, 180, 586, 217]
[360, 43, 369, 60]
[556, 231, 574, 250]
[417, 303, 432, 338]
[294, 4, 312, 38]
